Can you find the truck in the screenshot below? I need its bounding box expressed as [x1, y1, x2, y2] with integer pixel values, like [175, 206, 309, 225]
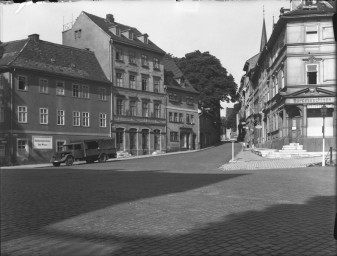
[50, 139, 117, 167]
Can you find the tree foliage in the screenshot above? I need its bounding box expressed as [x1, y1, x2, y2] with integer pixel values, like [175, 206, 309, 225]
[173, 50, 238, 115]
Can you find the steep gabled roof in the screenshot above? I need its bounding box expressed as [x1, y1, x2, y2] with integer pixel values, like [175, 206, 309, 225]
[83, 12, 165, 55]
[0, 35, 110, 83]
[243, 53, 260, 72]
[283, 1, 336, 17]
[163, 56, 183, 79]
[260, 18, 267, 52]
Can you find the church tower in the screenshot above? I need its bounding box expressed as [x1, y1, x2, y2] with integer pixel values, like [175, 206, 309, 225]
[260, 7, 268, 52]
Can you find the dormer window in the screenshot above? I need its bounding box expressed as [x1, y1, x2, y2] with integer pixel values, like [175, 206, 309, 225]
[304, 0, 317, 6]
[109, 26, 120, 36]
[137, 33, 149, 44]
[129, 31, 133, 40]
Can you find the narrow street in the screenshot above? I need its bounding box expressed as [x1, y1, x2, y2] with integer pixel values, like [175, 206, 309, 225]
[1, 143, 336, 256]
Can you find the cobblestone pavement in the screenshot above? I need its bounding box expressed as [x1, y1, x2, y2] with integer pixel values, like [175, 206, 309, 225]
[220, 149, 328, 170]
[1, 143, 336, 256]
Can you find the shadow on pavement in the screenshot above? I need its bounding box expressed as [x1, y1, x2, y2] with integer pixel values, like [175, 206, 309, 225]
[1, 169, 247, 243]
[23, 195, 337, 256]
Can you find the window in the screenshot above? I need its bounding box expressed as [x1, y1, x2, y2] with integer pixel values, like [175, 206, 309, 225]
[56, 140, 66, 152]
[82, 112, 90, 127]
[322, 26, 334, 40]
[129, 74, 136, 89]
[142, 77, 148, 91]
[116, 49, 123, 62]
[154, 103, 160, 118]
[72, 84, 80, 97]
[82, 85, 89, 99]
[142, 101, 149, 117]
[129, 101, 136, 116]
[74, 29, 82, 39]
[169, 112, 173, 122]
[56, 81, 65, 95]
[129, 129, 137, 150]
[57, 110, 65, 125]
[73, 111, 80, 126]
[141, 54, 149, 67]
[306, 64, 318, 84]
[174, 113, 178, 122]
[116, 72, 124, 87]
[128, 31, 133, 40]
[17, 139, 28, 156]
[179, 113, 183, 123]
[186, 114, 190, 124]
[281, 69, 285, 89]
[99, 88, 106, 101]
[117, 99, 124, 115]
[170, 132, 179, 142]
[40, 108, 48, 124]
[18, 75, 27, 90]
[39, 78, 48, 94]
[116, 128, 124, 151]
[191, 115, 195, 124]
[0, 74, 4, 89]
[306, 26, 318, 43]
[18, 106, 27, 123]
[99, 113, 107, 128]
[129, 51, 136, 65]
[153, 79, 160, 93]
[0, 105, 4, 122]
[153, 58, 160, 70]
[186, 96, 194, 105]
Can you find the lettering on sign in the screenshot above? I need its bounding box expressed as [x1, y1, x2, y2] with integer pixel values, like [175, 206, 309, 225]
[294, 97, 334, 104]
[32, 136, 53, 149]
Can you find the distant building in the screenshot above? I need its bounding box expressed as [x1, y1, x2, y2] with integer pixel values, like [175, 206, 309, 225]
[163, 57, 199, 152]
[238, 0, 336, 151]
[63, 12, 167, 155]
[199, 111, 220, 148]
[0, 34, 111, 165]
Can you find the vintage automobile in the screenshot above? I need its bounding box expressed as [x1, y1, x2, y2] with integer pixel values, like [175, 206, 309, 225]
[50, 139, 117, 167]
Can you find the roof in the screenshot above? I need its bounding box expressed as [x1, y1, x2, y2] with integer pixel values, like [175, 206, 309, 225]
[167, 79, 199, 95]
[83, 12, 166, 55]
[283, 1, 336, 17]
[0, 35, 110, 83]
[163, 56, 183, 79]
[260, 18, 267, 52]
[243, 53, 260, 72]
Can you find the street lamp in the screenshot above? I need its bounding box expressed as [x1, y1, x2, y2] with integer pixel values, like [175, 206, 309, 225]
[321, 105, 327, 167]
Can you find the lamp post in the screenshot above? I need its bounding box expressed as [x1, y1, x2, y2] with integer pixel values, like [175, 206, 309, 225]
[321, 105, 327, 167]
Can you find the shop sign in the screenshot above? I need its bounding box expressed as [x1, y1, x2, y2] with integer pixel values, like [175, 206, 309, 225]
[32, 136, 53, 149]
[288, 97, 335, 104]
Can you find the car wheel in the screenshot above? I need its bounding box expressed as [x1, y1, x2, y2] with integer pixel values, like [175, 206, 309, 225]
[99, 154, 106, 163]
[52, 163, 60, 167]
[65, 156, 74, 166]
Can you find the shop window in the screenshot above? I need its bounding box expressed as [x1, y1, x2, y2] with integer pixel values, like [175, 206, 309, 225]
[17, 139, 29, 156]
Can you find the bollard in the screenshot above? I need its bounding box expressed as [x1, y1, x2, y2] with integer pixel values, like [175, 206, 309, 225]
[330, 147, 333, 165]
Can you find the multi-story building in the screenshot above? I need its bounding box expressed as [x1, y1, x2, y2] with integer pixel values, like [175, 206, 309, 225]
[163, 57, 199, 152]
[0, 34, 111, 165]
[239, 0, 336, 151]
[63, 12, 167, 155]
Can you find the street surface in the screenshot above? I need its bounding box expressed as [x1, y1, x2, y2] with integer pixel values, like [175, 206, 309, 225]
[1, 143, 336, 256]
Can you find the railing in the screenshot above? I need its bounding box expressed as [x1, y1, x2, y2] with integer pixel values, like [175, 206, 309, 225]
[63, 21, 74, 32]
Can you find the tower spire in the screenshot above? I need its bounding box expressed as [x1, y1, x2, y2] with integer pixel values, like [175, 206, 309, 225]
[260, 6, 267, 52]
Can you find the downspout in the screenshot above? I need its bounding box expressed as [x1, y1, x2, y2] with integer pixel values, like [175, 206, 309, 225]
[109, 39, 114, 145]
[10, 69, 14, 162]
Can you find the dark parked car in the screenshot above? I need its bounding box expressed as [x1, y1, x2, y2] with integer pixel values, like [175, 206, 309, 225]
[50, 139, 117, 166]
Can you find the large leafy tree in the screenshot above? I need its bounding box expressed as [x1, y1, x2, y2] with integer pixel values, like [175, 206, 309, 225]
[172, 51, 238, 135]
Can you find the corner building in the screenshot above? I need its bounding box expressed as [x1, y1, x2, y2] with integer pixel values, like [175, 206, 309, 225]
[63, 12, 167, 155]
[239, 0, 336, 151]
[0, 34, 111, 165]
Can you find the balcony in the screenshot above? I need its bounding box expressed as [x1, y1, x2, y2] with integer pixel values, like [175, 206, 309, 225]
[113, 115, 166, 126]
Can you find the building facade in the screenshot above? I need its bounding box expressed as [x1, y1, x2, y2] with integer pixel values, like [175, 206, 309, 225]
[0, 34, 112, 165]
[238, 0, 336, 151]
[63, 12, 167, 155]
[163, 57, 199, 152]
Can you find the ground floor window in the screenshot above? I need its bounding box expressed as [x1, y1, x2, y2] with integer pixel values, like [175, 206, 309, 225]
[17, 139, 29, 156]
[307, 108, 333, 137]
[170, 132, 178, 142]
[0, 144, 5, 157]
[56, 140, 66, 152]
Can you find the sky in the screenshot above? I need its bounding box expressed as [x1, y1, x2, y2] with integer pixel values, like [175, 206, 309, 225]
[0, 0, 288, 116]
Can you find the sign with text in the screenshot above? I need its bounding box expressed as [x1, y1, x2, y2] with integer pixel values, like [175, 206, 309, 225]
[286, 97, 335, 104]
[32, 136, 53, 149]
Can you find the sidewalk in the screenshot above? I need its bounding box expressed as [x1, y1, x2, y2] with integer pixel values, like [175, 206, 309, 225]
[0, 146, 214, 170]
[220, 149, 329, 171]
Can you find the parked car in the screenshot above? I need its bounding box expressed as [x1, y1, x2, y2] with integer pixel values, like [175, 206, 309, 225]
[50, 139, 117, 166]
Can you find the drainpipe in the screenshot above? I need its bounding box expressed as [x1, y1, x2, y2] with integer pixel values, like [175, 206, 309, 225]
[109, 39, 115, 147]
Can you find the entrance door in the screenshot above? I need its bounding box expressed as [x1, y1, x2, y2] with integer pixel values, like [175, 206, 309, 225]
[116, 128, 124, 151]
[291, 118, 302, 143]
[153, 130, 160, 151]
[141, 129, 149, 155]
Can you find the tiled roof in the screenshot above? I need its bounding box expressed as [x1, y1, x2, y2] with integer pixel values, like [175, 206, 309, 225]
[163, 56, 183, 79]
[283, 1, 335, 17]
[83, 12, 166, 55]
[0, 36, 110, 83]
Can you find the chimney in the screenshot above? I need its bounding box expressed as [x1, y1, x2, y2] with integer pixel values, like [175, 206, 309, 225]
[28, 34, 40, 41]
[106, 14, 114, 23]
